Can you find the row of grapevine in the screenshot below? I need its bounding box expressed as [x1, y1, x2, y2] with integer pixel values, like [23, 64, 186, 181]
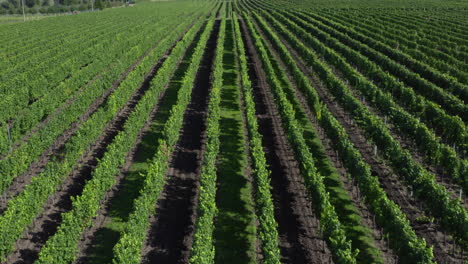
[0, 18, 171, 156]
[111, 14, 218, 264]
[0, 10, 205, 261]
[249, 10, 435, 263]
[0, 20, 127, 120]
[247, 0, 466, 157]
[373, 14, 468, 60]
[312, 8, 468, 51]
[0, 4, 201, 75]
[252, 11, 392, 264]
[189, 7, 225, 262]
[0, 13, 116, 59]
[254, 1, 468, 140]
[359, 12, 468, 67]
[257, 8, 468, 247]
[321, 11, 468, 84]
[0, 19, 115, 73]
[255, 10, 408, 263]
[0, 6, 210, 193]
[375, 16, 463, 57]
[346, 10, 468, 61]
[0, 6, 201, 134]
[396, 10, 468, 31]
[0, 5, 203, 126]
[242, 12, 357, 263]
[254, 13, 383, 263]
[299, 11, 468, 102]
[232, 12, 281, 264]
[286, 12, 467, 121]
[273, 11, 467, 189]
[34, 11, 213, 263]
[383, 12, 468, 47]
[400, 11, 468, 33]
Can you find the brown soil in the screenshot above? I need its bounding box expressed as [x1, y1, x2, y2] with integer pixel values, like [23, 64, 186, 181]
[140, 20, 220, 264]
[2, 28, 180, 264]
[0, 30, 171, 214]
[250, 18, 398, 263]
[272, 21, 465, 263]
[239, 18, 333, 264]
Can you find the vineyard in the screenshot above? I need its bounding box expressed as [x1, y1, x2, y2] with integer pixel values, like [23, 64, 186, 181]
[0, 0, 466, 263]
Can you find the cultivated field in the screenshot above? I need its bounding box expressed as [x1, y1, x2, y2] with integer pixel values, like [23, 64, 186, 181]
[0, 0, 466, 263]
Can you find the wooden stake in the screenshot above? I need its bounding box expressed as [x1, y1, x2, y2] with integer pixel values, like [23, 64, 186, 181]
[7, 122, 12, 153]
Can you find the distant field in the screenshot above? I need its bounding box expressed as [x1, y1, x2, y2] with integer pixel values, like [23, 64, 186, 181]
[0, 14, 64, 24]
[276, 0, 468, 8]
[0, 15, 44, 24]
[0, 1, 466, 264]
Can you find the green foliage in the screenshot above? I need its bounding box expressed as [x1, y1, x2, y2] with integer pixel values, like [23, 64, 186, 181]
[0, 5, 209, 262]
[0, 4, 212, 193]
[279, 10, 467, 191]
[34, 15, 204, 262]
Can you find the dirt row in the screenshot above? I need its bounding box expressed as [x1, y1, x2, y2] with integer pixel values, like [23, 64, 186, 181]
[266, 15, 465, 263]
[239, 18, 334, 264]
[2, 20, 201, 264]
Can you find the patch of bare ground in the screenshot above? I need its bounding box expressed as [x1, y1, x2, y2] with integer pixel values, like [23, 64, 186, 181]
[2, 29, 181, 264]
[140, 20, 219, 264]
[250, 18, 398, 264]
[272, 21, 465, 263]
[239, 18, 333, 264]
